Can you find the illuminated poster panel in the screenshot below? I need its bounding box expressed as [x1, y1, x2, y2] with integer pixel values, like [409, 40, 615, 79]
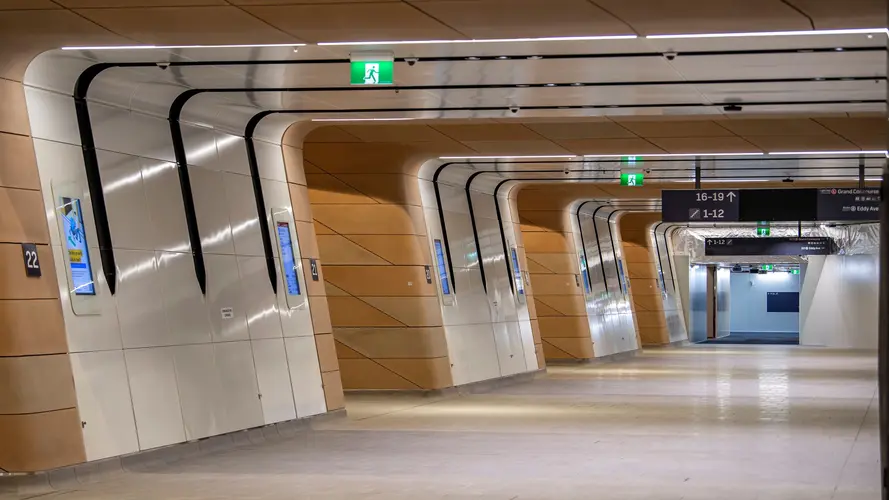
[59, 197, 95, 295]
[276, 221, 301, 296]
[433, 239, 451, 295]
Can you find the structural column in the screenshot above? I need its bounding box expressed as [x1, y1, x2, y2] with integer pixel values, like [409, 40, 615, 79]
[619, 212, 672, 345]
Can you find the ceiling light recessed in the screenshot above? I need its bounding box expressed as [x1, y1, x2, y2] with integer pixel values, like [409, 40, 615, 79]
[439, 155, 579, 160]
[311, 117, 417, 122]
[466, 56, 480, 60]
[317, 34, 638, 46]
[768, 150, 888, 156]
[61, 43, 307, 51]
[496, 56, 510, 60]
[646, 27, 887, 40]
[571, 82, 585, 86]
[527, 55, 543, 60]
[545, 83, 557, 87]
[585, 152, 764, 158]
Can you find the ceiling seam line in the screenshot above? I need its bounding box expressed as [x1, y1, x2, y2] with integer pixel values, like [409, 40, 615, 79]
[401, 1, 473, 39]
[585, 0, 641, 36]
[57, 6, 136, 43]
[808, 118, 861, 148]
[780, 0, 817, 30]
[520, 123, 570, 155]
[225, 2, 306, 44]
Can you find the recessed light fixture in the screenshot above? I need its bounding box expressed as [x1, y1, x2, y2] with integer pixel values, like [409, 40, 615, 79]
[318, 35, 638, 46]
[585, 152, 765, 158]
[646, 28, 887, 39]
[439, 155, 579, 160]
[61, 43, 307, 51]
[311, 117, 417, 122]
[544, 83, 557, 87]
[768, 150, 888, 156]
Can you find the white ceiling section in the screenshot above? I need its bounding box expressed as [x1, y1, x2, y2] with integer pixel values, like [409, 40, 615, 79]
[24, 31, 888, 181]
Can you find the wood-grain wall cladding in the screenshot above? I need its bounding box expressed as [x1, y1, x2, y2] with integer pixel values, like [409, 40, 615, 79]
[293, 131, 454, 391]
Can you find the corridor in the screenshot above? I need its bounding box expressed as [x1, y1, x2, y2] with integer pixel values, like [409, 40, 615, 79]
[6, 346, 878, 500]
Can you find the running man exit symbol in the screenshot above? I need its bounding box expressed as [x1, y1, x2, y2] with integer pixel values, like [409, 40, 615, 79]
[350, 60, 394, 85]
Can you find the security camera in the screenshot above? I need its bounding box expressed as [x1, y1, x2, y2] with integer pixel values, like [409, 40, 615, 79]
[156, 62, 170, 70]
[509, 105, 520, 114]
[404, 57, 419, 66]
[644, 168, 652, 174]
[663, 51, 677, 61]
[723, 104, 743, 112]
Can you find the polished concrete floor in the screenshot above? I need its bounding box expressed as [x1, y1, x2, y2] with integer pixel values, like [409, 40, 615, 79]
[6, 345, 880, 499]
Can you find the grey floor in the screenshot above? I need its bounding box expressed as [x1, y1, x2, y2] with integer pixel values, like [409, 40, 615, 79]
[4, 345, 880, 499]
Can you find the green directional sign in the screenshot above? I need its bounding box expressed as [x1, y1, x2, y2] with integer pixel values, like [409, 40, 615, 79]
[350, 60, 393, 85]
[756, 227, 771, 236]
[620, 172, 644, 186]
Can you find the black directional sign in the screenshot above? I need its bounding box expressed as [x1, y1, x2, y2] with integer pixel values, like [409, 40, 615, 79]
[704, 237, 834, 256]
[662, 189, 740, 222]
[816, 188, 881, 221]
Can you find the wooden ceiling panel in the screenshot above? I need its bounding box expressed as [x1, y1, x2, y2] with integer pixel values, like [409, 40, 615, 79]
[0, 1, 60, 8]
[526, 121, 636, 140]
[591, 0, 811, 35]
[556, 138, 665, 155]
[786, 0, 886, 29]
[647, 136, 760, 153]
[57, 0, 225, 6]
[304, 127, 364, 143]
[718, 118, 833, 136]
[615, 119, 735, 138]
[243, 3, 463, 42]
[339, 125, 455, 143]
[73, 6, 297, 44]
[407, 0, 632, 38]
[431, 123, 542, 141]
[0, 10, 127, 81]
[745, 134, 857, 151]
[461, 140, 569, 155]
[814, 117, 887, 149]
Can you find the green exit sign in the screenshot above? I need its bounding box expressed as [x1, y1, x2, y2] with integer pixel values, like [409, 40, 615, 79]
[620, 173, 644, 186]
[791, 269, 800, 275]
[756, 227, 770, 236]
[350, 60, 393, 85]
[622, 156, 642, 166]
[761, 264, 774, 271]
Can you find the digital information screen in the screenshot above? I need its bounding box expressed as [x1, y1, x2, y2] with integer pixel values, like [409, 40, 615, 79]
[816, 188, 881, 221]
[661, 189, 740, 222]
[59, 197, 96, 295]
[433, 239, 451, 295]
[704, 237, 834, 256]
[767, 291, 800, 313]
[276, 221, 301, 296]
[579, 256, 591, 294]
[510, 248, 525, 295]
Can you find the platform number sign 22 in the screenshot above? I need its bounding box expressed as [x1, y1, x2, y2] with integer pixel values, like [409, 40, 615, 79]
[21, 243, 41, 277]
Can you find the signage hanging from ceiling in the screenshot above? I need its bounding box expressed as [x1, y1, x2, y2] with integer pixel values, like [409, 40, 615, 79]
[350, 51, 394, 85]
[663, 188, 881, 223]
[704, 237, 834, 256]
[620, 172, 644, 186]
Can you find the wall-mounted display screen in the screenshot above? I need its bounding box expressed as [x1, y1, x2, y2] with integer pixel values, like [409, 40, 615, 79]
[510, 248, 524, 295]
[433, 239, 451, 295]
[767, 291, 799, 313]
[59, 197, 95, 295]
[579, 256, 591, 294]
[276, 221, 301, 296]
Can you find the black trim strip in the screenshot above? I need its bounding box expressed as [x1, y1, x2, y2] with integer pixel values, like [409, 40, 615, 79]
[432, 163, 458, 293]
[606, 211, 624, 294]
[244, 115, 279, 294]
[73, 64, 119, 294]
[591, 206, 611, 291]
[653, 221, 667, 290]
[465, 171, 488, 292]
[575, 201, 596, 293]
[169, 91, 207, 295]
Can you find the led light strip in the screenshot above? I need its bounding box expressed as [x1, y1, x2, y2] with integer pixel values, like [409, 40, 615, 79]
[768, 150, 889, 156]
[318, 35, 637, 46]
[311, 117, 417, 122]
[61, 43, 307, 51]
[439, 155, 579, 160]
[585, 152, 765, 158]
[647, 28, 887, 40]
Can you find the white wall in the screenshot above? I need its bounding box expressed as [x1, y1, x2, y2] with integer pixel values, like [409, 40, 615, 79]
[800, 255, 878, 349]
[728, 272, 800, 334]
[417, 168, 537, 387]
[24, 82, 327, 462]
